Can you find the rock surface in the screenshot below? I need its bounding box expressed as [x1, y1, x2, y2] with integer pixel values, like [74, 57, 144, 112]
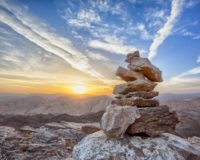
[127, 79, 157, 92]
[115, 91, 159, 99]
[113, 79, 157, 94]
[125, 51, 140, 63]
[0, 121, 98, 160]
[128, 57, 162, 82]
[100, 105, 140, 138]
[73, 131, 200, 160]
[116, 66, 144, 81]
[126, 106, 178, 137]
[112, 97, 159, 107]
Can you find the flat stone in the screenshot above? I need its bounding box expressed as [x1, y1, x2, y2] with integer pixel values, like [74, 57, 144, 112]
[116, 66, 145, 81]
[45, 122, 66, 129]
[113, 79, 157, 94]
[112, 97, 159, 107]
[126, 106, 178, 137]
[113, 83, 128, 94]
[20, 126, 38, 133]
[115, 91, 159, 99]
[128, 57, 162, 82]
[100, 105, 140, 138]
[128, 79, 157, 91]
[60, 121, 100, 134]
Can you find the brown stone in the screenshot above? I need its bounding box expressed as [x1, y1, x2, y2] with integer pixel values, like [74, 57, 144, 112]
[81, 125, 100, 134]
[115, 91, 159, 99]
[126, 51, 140, 63]
[128, 57, 162, 82]
[126, 106, 179, 137]
[128, 91, 159, 99]
[113, 79, 157, 95]
[112, 97, 159, 107]
[127, 79, 157, 92]
[116, 66, 144, 81]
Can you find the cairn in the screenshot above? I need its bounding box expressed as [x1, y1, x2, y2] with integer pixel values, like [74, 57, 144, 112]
[100, 51, 178, 138]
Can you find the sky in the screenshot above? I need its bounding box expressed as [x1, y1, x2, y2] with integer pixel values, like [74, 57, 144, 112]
[0, 0, 200, 95]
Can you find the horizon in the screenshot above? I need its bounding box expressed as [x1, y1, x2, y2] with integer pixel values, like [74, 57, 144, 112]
[0, 0, 200, 95]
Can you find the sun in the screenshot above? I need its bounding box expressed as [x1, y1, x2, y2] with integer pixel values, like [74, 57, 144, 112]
[73, 85, 87, 94]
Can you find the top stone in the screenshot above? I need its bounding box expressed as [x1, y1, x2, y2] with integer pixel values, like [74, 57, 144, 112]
[126, 51, 163, 82]
[126, 51, 140, 63]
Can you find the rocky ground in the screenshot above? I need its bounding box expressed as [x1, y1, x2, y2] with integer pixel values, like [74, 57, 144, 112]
[0, 121, 200, 160]
[0, 121, 99, 160]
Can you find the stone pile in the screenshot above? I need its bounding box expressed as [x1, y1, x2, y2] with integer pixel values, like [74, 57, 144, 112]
[100, 51, 178, 138]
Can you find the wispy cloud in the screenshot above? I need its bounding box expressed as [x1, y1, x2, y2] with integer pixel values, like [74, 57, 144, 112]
[145, 8, 168, 30]
[88, 38, 139, 55]
[67, 9, 101, 28]
[197, 56, 200, 63]
[158, 66, 200, 93]
[135, 23, 152, 40]
[88, 35, 147, 55]
[178, 28, 200, 40]
[87, 52, 109, 61]
[185, 0, 200, 8]
[148, 0, 184, 60]
[0, 0, 107, 83]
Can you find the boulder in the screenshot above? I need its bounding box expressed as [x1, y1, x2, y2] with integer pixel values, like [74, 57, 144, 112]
[72, 131, 200, 160]
[113, 79, 157, 94]
[112, 97, 159, 107]
[126, 106, 178, 137]
[116, 66, 144, 81]
[115, 91, 159, 99]
[100, 105, 140, 138]
[128, 57, 162, 82]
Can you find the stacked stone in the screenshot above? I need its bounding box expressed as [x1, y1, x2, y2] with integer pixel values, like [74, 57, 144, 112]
[100, 51, 178, 138]
[112, 50, 161, 107]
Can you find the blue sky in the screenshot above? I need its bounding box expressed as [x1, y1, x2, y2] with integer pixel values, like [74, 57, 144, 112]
[0, 0, 200, 94]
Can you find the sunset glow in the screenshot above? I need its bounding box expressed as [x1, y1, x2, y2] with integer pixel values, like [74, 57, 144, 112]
[0, 0, 199, 95]
[73, 86, 87, 94]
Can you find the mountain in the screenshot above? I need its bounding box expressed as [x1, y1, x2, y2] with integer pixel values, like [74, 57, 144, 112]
[160, 97, 200, 138]
[0, 94, 112, 115]
[0, 93, 200, 138]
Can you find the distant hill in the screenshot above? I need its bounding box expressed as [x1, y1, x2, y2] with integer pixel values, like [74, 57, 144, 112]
[0, 93, 200, 138]
[158, 93, 200, 102]
[0, 94, 112, 115]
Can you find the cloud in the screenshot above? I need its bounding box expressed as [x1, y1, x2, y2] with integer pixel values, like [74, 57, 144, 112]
[67, 9, 101, 28]
[88, 39, 139, 55]
[185, 0, 200, 8]
[135, 23, 152, 40]
[90, 0, 126, 17]
[87, 52, 109, 61]
[145, 9, 168, 29]
[197, 56, 200, 63]
[148, 0, 184, 60]
[158, 66, 200, 93]
[88, 36, 144, 55]
[178, 28, 200, 40]
[0, 73, 50, 81]
[193, 35, 200, 40]
[0, 0, 108, 83]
